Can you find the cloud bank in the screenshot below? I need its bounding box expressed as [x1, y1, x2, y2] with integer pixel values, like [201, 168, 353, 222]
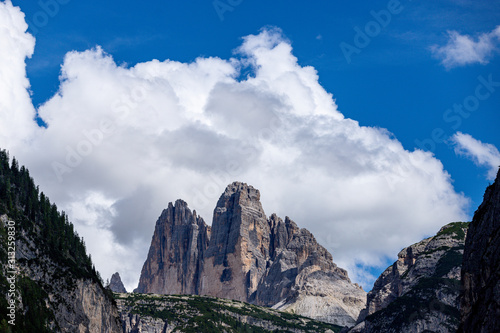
[0, 1, 38, 149]
[0, 2, 469, 290]
[431, 25, 500, 69]
[452, 132, 500, 181]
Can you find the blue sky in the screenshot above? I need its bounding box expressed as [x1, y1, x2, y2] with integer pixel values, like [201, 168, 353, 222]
[2, 0, 499, 290]
[16, 0, 500, 207]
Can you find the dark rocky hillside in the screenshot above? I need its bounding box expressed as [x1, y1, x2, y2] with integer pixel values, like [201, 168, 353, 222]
[459, 169, 500, 332]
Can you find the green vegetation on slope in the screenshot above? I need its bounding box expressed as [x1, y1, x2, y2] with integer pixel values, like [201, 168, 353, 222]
[436, 222, 470, 240]
[116, 293, 343, 333]
[0, 149, 108, 331]
[0, 150, 98, 280]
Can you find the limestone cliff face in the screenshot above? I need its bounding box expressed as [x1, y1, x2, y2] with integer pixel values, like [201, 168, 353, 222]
[136, 182, 366, 326]
[200, 182, 271, 302]
[350, 222, 469, 333]
[0, 153, 121, 332]
[135, 199, 210, 295]
[56, 279, 121, 333]
[1, 214, 121, 333]
[459, 169, 500, 332]
[109, 272, 127, 293]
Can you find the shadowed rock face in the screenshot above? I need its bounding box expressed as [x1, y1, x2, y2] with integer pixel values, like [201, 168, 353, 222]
[136, 182, 366, 326]
[135, 199, 210, 295]
[459, 170, 500, 333]
[109, 272, 127, 293]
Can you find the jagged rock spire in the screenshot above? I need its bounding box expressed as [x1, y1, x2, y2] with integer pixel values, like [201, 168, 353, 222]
[135, 182, 366, 326]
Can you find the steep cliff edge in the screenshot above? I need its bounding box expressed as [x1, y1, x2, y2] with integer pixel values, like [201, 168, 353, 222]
[350, 221, 469, 333]
[200, 182, 271, 302]
[135, 199, 210, 295]
[136, 181, 366, 327]
[459, 169, 500, 332]
[0, 150, 121, 332]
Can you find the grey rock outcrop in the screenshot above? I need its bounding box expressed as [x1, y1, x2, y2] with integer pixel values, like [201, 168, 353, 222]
[54, 278, 121, 333]
[260, 214, 365, 326]
[1, 214, 121, 333]
[0, 153, 121, 332]
[459, 169, 500, 332]
[109, 272, 127, 293]
[350, 221, 469, 333]
[136, 182, 366, 327]
[135, 199, 210, 295]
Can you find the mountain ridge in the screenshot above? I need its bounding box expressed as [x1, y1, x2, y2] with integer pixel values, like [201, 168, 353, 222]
[2, 149, 498, 332]
[135, 181, 366, 327]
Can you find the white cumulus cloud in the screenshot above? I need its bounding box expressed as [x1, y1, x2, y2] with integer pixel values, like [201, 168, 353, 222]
[0, 3, 469, 291]
[452, 132, 500, 180]
[0, 0, 38, 150]
[431, 25, 500, 69]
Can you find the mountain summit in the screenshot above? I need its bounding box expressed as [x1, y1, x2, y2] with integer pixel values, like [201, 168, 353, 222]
[109, 272, 127, 293]
[136, 181, 366, 326]
[135, 199, 210, 295]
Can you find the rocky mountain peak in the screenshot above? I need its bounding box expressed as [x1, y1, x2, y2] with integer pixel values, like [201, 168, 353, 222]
[109, 272, 127, 293]
[229, 180, 255, 191]
[136, 182, 366, 326]
[220, 181, 260, 198]
[135, 199, 210, 295]
[161, 199, 205, 227]
[201, 181, 271, 302]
